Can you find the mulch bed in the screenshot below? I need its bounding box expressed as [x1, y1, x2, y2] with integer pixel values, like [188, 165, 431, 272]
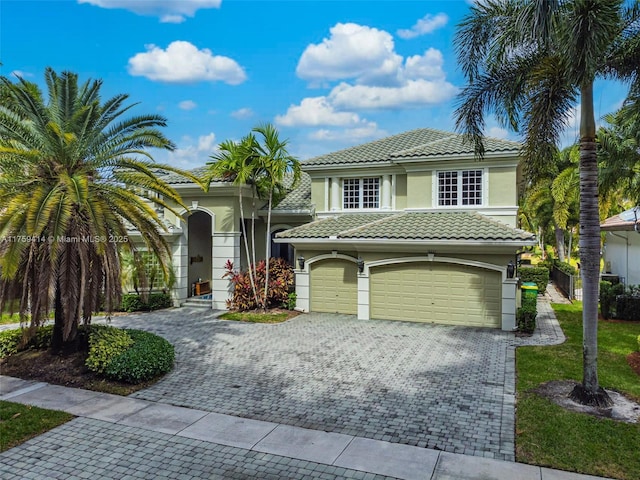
[627, 351, 640, 377]
[1, 349, 150, 395]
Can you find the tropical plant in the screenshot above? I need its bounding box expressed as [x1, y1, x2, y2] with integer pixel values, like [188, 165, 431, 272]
[253, 123, 300, 309]
[207, 135, 261, 306]
[455, 0, 640, 406]
[0, 68, 202, 352]
[598, 103, 640, 204]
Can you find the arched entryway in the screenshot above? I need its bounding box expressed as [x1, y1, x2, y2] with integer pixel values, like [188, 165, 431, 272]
[187, 211, 212, 297]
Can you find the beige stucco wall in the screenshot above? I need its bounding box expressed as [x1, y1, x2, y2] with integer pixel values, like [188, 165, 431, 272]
[311, 178, 326, 212]
[406, 171, 433, 208]
[488, 167, 518, 206]
[395, 174, 407, 210]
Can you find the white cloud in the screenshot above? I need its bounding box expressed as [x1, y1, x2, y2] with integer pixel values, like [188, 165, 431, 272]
[164, 133, 217, 169]
[486, 126, 510, 139]
[275, 97, 372, 127]
[9, 70, 32, 79]
[309, 124, 386, 142]
[296, 23, 402, 86]
[397, 13, 448, 39]
[328, 79, 458, 110]
[128, 41, 246, 84]
[178, 100, 197, 110]
[403, 49, 446, 81]
[78, 0, 221, 23]
[230, 107, 254, 119]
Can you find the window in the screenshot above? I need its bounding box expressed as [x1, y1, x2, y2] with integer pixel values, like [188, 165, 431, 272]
[343, 177, 380, 209]
[437, 170, 483, 206]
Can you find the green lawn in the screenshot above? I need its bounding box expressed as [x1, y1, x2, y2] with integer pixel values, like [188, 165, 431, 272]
[0, 401, 73, 452]
[219, 312, 290, 323]
[516, 303, 640, 479]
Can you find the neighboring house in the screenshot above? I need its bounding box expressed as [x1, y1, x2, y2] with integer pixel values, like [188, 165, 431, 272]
[601, 207, 640, 286]
[275, 128, 536, 330]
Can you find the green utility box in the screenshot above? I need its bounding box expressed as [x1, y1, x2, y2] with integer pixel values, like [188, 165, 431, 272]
[521, 282, 538, 298]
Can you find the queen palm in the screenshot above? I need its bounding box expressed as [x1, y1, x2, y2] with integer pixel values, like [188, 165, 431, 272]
[455, 0, 640, 406]
[207, 135, 261, 306]
[253, 123, 300, 308]
[0, 68, 201, 352]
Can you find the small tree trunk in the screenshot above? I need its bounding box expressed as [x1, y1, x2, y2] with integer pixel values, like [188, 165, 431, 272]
[554, 224, 566, 262]
[238, 187, 259, 306]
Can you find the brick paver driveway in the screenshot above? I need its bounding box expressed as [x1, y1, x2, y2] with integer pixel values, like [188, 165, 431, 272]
[109, 309, 515, 460]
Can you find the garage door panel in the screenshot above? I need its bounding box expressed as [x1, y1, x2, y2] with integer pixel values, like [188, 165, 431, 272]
[371, 263, 501, 328]
[310, 259, 358, 315]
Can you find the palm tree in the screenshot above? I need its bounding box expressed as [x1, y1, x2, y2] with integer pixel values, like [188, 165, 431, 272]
[253, 123, 300, 308]
[598, 105, 640, 204]
[0, 68, 201, 352]
[207, 135, 261, 306]
[455, 0, 640, 406]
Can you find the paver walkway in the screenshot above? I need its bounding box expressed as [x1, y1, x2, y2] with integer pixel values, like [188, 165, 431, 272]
[1, 293, 610, 479]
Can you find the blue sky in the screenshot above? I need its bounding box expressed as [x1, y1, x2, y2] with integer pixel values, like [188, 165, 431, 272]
[1, 0, 628, 169]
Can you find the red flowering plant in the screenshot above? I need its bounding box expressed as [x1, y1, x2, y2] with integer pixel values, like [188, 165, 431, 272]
[223, 258, 294, 311]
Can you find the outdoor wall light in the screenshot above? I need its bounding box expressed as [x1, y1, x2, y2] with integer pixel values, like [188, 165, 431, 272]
[357, 257, 365, 273]
[507, 260, 515, 278]
[297, 255, 305, 270]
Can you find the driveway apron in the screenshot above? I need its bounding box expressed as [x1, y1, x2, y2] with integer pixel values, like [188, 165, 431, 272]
[106, 310, 517, 461]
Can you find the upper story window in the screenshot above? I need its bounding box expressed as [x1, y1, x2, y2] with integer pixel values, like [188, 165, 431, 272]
[437, 169, 483, 206]
[343, 177, 380, 209]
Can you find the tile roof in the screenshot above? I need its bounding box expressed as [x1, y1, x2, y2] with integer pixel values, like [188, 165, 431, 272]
[270, 172, 312, 212]
[156, 166, 214, 185]
[277, 211, 535, 243]
[302, 128, 521, 167]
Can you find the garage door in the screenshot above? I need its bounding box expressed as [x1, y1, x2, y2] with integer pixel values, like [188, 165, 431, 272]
[370, 263, 501, 327]
[310, 259, 358, 314]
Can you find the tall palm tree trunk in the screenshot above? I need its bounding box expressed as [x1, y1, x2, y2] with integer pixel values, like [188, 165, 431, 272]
[263, 188, 274, 310]
[570, 81, 612, 407]
[238, 187, 259, 306]
[554, 224, 566, 262]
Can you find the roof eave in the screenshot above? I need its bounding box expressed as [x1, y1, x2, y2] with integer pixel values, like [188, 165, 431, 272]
[275, 237, 536, 246]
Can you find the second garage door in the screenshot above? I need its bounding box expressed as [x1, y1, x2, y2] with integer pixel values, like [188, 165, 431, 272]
[310, 259, 358, 314]
[370, 263, 501, 327]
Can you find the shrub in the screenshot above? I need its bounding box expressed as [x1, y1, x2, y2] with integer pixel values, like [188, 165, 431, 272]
[0, 325, 55, 358]
[120, 292, 172, 312]
[104, 329, 174, 383]
[553, 261, 577, 276]
[0, 329, 23, 358]
[519, 267, 549, 294]
[517, 294, 537, 333]
[224, 258, 295, 311]
[85, 326, 134, 374]
[615, 294, 640, 321]
[637, 335, 640, 352]
[284, 292, 297, 310]
[599, 281, 623, 319]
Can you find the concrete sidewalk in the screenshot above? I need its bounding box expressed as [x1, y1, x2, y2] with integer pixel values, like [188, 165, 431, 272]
[1, 376, 609, 480]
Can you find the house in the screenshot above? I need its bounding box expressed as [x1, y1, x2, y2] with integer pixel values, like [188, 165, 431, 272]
[149, 128, 535, 329]
[601, 207, 640, 286]
[275, 128, 536, 330]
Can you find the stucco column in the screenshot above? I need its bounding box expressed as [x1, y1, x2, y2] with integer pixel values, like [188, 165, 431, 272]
[171, 234, 188, 307]
[381, 175, 392, 210]
[501, 278, 518, 331]
[331, 177, 341, 211]
[357, 267, 370, 320]
[295, 268, 310, 312]
[212, 232, 241, 310]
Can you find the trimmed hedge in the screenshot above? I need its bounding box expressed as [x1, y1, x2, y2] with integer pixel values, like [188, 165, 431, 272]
[600, 281, 625, 319]
[600, 282, 640, 321]
[104, 329, 174, 383]
[517, 294, 537, 334]
[519, 267, 549, 294]
[85, 326, 134, 374]
[553, 261, 577, 276]
[615, 295, 640, 321]
[120, 292, 172, 313]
